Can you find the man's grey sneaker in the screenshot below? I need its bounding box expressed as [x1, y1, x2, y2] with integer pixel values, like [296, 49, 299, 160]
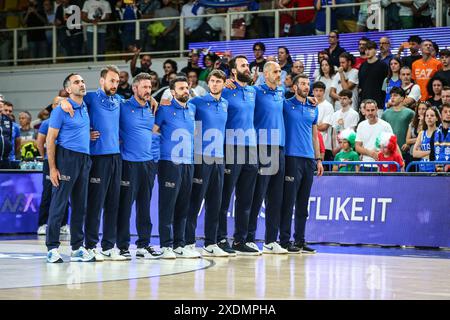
[47, 248, 63, 263]
[87, 248, 104, 262]
[71, 247, 95, 262]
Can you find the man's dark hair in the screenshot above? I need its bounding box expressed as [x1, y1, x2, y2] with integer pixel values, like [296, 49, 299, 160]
[421, 39, 433, 45]
[207, 69, 227, 82]
[292, 73, 309, 86]
[442, 86, 450, 92]
[390, 86, 406, 98]
[100, 65, 120, 78]
[164, 59, 178, 72]
[253, 41, 266, 52]
[312, 81, 326, 90]
[132, 72, 152, 86]
[169, 76, 188, 90]
[360, 36, 371, 42]
[366, 40, 378, 50]
[329, 30, 339, 39]
[339, 52, 354, 65]
[3, 101, 13, 108]
[440, 49, 450, 57]
[63, 73, 81, 89]
[338, 89, 353, 99]
[229, 55, 248, 71]
[408, 35, 422, 44]
[442, 102, 450, 110]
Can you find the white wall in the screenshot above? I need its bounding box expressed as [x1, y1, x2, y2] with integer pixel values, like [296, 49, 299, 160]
[0, 57, 187, 118]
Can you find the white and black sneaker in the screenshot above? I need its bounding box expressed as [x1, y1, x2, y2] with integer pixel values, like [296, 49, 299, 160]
[136, 246, 162, 260]
[246, 242, 262, 255]
[87, 248, 104, 262]
[160, 247, 176, 259]
[174, 246, 201, 258]
[37, 224, 47, 235]
[296, 243, 317, 254]
[232, 242, 261, 256]
[202, 244, 229, 257]
[101, 248, 127, 261]
[119, 249, 132, 260]
[263, 242, 289, 254]
[47, 248, 63, 263]
[217, 239, 237, 257]
[280, 242, 302, 254]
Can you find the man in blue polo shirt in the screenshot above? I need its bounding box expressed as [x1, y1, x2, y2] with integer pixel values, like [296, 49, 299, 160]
[281, 74, 324, 254]
[184, 69, 230, 257]
[60, 65, 126, 262]
[117, 72, 161, 260]
[153, 76, 199, 259]
[218, 55, 260, 256]
[248, 61, 288, 255]
[46, 73, 93, 263]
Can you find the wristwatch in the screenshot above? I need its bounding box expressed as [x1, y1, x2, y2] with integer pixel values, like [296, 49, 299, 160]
[315, 158, 322, 162]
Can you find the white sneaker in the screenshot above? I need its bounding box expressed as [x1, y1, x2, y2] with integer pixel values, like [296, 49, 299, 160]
[263, 242, 289, 254]
[202, 244, 229, 257]
[185, 246, 201, 258]
[174, 246, 201, 259]
[101, 248, 128, 261]
[60, 225, 70, 235]
[47, 248, 63, 263]
[37, 224, 47, 235]
[160, 247, 176, 259]
[87, 248, 104, 262]
[136, 246, 162, 260]
[185, 244, 196, 251]
[71, 246, 95, 262]
[246, 242, 262, 255]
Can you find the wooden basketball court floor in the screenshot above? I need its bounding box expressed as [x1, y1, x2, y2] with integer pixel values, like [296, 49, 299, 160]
[0, 236, 449, 300]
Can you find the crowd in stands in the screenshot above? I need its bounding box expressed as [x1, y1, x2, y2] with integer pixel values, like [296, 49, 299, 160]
[2, 0, 450, 62]
[1, 31, 450, 172]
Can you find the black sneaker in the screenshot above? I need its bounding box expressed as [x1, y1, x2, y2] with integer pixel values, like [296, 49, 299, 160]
[232, 242, 260, 256]
[136, 246, 162, 259]
[296, 243, 317, 254]
[281, 242, 302, 254]
[119, 249, 132, 260]
[217, 239, 236, 256]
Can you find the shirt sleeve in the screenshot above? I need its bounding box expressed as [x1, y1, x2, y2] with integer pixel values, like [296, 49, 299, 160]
[161, 89, 173, 101]
[355, 123, 364, 142]
[313, 107, 319, 125]
[409, 85, 421, 101]
[104, 1, 112, 14]
[155, 106, 166, 127]
[49, 107, 65, 130]
[350, 112, 359, 128]
[349, 69, 359, 85]
[38, 121, 49, 135]
[82, 1, 88, 13]
[13, 123, 20, 139]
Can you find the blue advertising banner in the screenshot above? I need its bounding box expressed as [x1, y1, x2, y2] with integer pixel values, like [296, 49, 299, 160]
[1, 173, 449, 247]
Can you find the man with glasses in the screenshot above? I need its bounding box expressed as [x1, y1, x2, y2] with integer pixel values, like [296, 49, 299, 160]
[290, 60, 305, 77]
[250, 42, 267, 82]
[378, 37, 394, 66]
[324, 31, 346, 68]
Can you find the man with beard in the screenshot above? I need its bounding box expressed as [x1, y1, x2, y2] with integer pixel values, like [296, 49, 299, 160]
[354, 36, 370, 70]
[184, 70, 230, 257]
[280, 74, 324, 254]
[153, 76, 198, 259]
[117, 73, 161, 260]
[130, 52, 153, 77]
[217, 55, 260, 255]
[60, 65, 126, 261]
[117, 71, 133, 99]
[46, 73, 93, 263]
[247, 61, 288, 255]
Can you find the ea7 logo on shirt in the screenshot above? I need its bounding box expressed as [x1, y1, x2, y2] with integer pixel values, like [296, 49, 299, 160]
[415, 68, 434, 79]
[120, 180, 130, 187]
[90, 177, 101, 184]
[165, 182, 176, 188]
[193, 178, 203, 184]
[285, 176, 295, 182]
[224, 169, 232, 175]
[60, 175, 71, 182]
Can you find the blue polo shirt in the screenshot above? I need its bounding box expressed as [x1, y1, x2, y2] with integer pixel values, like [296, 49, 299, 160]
[155, 99, 196, 164]
[190, 93, 228, 158]
[151, 133, 160, 162]
[84, 89, 121, 155]
[283, 96, 318, 159]
[49, 98, 90, 155]
[38, 119, 50, 159]
[254, 84, 285, 146]
[222, 82, 257, 146]
[119, 96, 155, 162]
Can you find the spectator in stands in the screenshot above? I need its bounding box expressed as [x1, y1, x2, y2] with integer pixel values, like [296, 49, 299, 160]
[314, 0, 337, 35]
[18, 111, 39, 160]
[284, 73, 295, 99]
[278, 46, 293, 73]
[258, 0, 277, 38]
[413, 106, 441, 171]
[400, 66, 422, 109]
[187, 70, 207, 97]
[397, 35, 422, 69]
[359, 40, 388, 115]
[331, 89, 360, 155]
[250, 42, 267, 81]
[117, 71, 132, 99]
[280, 0, 315, 36]
[313, 81, 334, 161]
[315, 58, 338, 106]
[191, 7, 226, 42]
[441, 86, 450, 104]
[153, 0, 179, 51]
[324, 31, 346, 68]
[130, 50, 152, 77]
[397, 0, 415, 29]
[31, 109, 50, 130]
[354, 36, 370, 70]
[137, 0, 160, 51]
[413, 0, 433, 28]
[82, 0, 112, 59]
[356, 1, 369, 32]
[23, 0, 49, 60]
[55, 0, 84, 58]
[377, 133, 404, 172]
[382, 87, 415, 159]
[152, 71, 176, 103]
[330, 52, 359, 111]
[355, 100, 394, 171]
[383, 57, 403, 110]
[431, 41, 440, 58]
[181, 49, 204, 78]
[412, 39, 443, 101]
[434, 103, 450, 171]
[117, 0, 140, 51]
[291, 60, 305, 77]
[378, 37, 394, 66]
[427, 76, 445, 109]
[43, 0, 55, 57]
[335, 0, 357, 33]
[181, 0, 204, 47]
[199, 52, 219, 82]
[435, 49, 450, 85]
[405, 101, 428, 165]
[333, 128, 359, 172]
[161, 59, 178, 87]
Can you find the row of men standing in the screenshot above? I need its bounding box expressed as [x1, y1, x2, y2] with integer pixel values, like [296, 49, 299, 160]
[43, 57, 323, 263]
